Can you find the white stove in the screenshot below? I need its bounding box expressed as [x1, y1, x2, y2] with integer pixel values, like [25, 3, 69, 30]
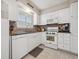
[45, 27, 58, 49]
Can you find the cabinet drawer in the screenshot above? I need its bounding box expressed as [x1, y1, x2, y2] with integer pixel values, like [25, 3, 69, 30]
[58, 33, 64, 43]
[63, 40, 70, 45]
[58, 43, 70, 51]
[63, 44, 70, 51]
[58, 43, 64, 49]
[64, 37, 70, 42]
[63, 34, 70, 38]
[58, 38, 63, 44]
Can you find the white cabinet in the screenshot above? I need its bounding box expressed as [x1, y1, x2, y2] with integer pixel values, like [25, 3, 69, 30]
[40, 8, 70, 25]
[41, 32, 46, 44]
[70, 2, 78, 54]
[8, 0, 18, 21]
[28, 35, 35, 52]
[40, 12, 58, 25]
[33, 13, 40, 25]
[40, 14, 47, 25]
[28, 34, 38, 52]
[47, 15, 58, 24]
[12, 32, 42, 59]
[1, 0, 8, 19]
[58, 33, 70, 51]
[37, 14, 41, 25]
[58, 8, 70, 23]
[1, 18, 9, 59]
[1, 0, 9, 59]
[12, 35, 28, 59]
[70, 34, 78, 54]
[28, 33, 42, 52]
[47, 12, 58, 24]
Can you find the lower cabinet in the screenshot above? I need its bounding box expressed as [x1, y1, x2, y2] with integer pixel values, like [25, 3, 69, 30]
[28, 33, 42, 52]
[58, 33, 71, 51]
[70, 34, 78, 54]
[12, 33, 42, 59]
[58, 43, 70, 51]
[12, 36, 28, 59]
[58, 33, 78, 54]
[41, 32, 46, 44]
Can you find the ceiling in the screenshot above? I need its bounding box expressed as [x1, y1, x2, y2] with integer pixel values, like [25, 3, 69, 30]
[30, 0, 68, 10]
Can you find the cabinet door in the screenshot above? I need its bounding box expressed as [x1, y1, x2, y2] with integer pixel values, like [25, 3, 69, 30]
[28, 35, 36, 51]
[12, 37, 28, 59]
[28, 33, 42, 50]
[58, 43, 70, 51]
[41, 32, 46, 44]
[71, 35, 78, 53]
[58, 8, 70, 23]
[63, 34, 70, 51]
[63, 44, 70, 51]
[48, 14, 58, 24]
[1, 18, 9, 59]
[1, 0, 8, 19]
[9, 0, 17, 21]
[63, 34, 70, 44]
[58, 33, 64, 49]
[58, 43, 64, 50]
[40, 15, 47, 25]
[58, 33, 70, 51]
[34, 33, 41, 45]
[38, 33, 42, 44]
[58, 33, 64, 44]
[70, 2, 78, 54]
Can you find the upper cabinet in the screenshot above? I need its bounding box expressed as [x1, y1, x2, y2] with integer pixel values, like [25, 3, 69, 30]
[58, 8, 70, 23]
[33, 12, 40, 25]
[40, 12, 58, 25]
[40, 14, 47, 25]
[47, 12, 58, 24]
[40, 8, 70, 25]
[1, 0, 8, 19]
[8, 0, 18, 21]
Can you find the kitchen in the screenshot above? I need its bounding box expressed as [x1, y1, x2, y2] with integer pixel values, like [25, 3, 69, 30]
[1, 0, 78, 59]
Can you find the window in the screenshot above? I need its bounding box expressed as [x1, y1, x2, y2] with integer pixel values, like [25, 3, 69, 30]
[17, 10, 33, 28]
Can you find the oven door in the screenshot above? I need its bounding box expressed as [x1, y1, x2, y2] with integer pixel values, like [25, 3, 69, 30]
[46, 34, 57, 44]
